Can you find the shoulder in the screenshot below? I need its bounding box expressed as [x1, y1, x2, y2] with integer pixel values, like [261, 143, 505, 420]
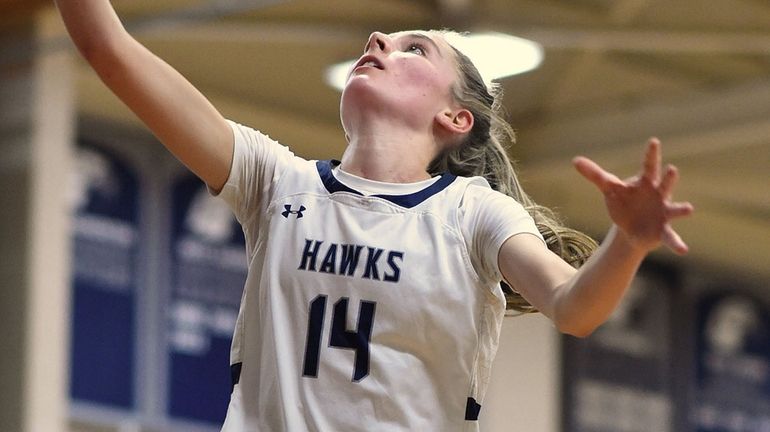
[228, 120, 290, 154]
[455, 175, 543, 244]
[227, 119, 313, 172]
[452, 175, 544, 283]
[454, 175, 528, 214]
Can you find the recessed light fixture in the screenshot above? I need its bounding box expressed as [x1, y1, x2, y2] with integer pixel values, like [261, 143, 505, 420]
[324, 31, 544, 91]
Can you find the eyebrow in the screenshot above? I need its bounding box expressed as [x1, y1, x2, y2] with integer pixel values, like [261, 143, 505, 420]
[399, 32, 444, 58]
[388, 33, 444, 58]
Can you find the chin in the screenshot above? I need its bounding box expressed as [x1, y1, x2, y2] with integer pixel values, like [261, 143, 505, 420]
[340, 79, 427, 128]
[342, 75, 378, 100]
[341, 80, 388, 116]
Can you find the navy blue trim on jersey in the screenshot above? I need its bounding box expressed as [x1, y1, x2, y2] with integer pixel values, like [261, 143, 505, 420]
[230, 362, 242, 393]
[316, 160, 457, 209]
[465, 397, 482, 420]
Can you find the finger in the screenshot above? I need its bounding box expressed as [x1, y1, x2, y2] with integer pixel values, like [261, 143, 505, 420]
[659, 164, 679, 199]
[662, 224, 689, 255]
[642, 137, 662, 184]
[665, 201, 694, 219]
[573, 156, 624, 193]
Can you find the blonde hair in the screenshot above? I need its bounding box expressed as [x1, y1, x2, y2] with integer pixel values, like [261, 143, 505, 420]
[427, 30, 598, 313]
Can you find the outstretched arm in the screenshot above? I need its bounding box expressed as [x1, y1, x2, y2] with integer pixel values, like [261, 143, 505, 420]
[55, 0, 233, 191]
[499, 138, 694, 337]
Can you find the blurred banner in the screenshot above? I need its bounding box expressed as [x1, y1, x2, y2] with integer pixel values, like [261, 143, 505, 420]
[69, 142, 138, 409]
[564, 264, 770, 432]
[563, 264, 675, 432]
[167, 176, 246, 423]
[68, 139, 246, 429]
[692, 291, 770, 431]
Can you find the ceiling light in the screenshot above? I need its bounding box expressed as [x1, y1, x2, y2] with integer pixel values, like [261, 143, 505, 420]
[325, 31, 543, 91]
[445, 32, 544, 83]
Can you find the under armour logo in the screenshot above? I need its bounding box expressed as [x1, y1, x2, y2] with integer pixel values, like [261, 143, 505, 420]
[281, 204, 306, 219]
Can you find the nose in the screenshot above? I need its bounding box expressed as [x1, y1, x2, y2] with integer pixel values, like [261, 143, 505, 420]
[365, 31, 392, 53]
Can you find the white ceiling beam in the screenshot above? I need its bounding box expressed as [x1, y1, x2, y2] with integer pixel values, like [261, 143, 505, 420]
[437, 0, 473, 15]
[516, 26, 770, 54]
[76, 70, 346, 160]
[525, 171, 770, 280]
[4, 1, 289, 66]
[138, 22, 363, 45]
[521, 78, 770, 160]
[519, 127, 770, 279]
[522, 130, 769, 213]
[35, 17, 770, 59]
[607, 0, 653, 23]
[119, 0, 285, 33]
[154, 22, 770, 55]
[544, 0, 653, 111]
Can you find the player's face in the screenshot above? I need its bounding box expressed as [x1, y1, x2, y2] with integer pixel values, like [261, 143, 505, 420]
[340, 31, 460, 134]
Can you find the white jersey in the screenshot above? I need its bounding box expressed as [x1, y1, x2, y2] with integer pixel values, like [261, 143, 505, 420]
[216, 121, 544, 432]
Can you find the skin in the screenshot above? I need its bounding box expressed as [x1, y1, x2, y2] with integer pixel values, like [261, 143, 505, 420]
[55, 0, 233, 192]
[55, 0, 693, 338]
[501, 138, 693, 336]
[339, 31, 473, 183]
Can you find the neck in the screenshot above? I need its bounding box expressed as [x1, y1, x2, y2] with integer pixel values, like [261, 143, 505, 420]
[340, 121, 437, 183]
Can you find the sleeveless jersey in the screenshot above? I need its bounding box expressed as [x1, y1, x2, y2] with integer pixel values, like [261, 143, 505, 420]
[217, 121, 543, 431]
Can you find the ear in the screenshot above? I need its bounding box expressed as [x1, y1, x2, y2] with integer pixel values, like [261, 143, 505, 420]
[435, 107, 474, 136]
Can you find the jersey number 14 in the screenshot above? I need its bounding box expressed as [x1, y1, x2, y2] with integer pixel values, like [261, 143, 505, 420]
[302, 295, 376, 382]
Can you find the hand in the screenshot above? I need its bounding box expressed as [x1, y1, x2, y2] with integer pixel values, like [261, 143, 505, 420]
[572, 138, 694, 255]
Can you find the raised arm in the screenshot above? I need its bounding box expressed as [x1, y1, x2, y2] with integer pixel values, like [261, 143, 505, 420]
[499, 138, 694, 337]
[56, 0, 233, 191]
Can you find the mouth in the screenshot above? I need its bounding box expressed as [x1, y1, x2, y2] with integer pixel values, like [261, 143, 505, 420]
[353, 55, 384, 71]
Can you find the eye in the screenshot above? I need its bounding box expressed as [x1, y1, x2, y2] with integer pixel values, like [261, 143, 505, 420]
[406, 42, 427, 56]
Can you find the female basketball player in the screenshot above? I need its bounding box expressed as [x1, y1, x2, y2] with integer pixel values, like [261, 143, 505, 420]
[56, 2, 693, 430]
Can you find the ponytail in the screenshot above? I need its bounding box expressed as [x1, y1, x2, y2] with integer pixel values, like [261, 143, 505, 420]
[430, 31, 598, 313]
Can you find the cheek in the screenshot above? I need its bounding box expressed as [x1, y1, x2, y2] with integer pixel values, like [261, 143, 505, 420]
[392, 61, 450, 100]
[394, 58, 436, 83]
